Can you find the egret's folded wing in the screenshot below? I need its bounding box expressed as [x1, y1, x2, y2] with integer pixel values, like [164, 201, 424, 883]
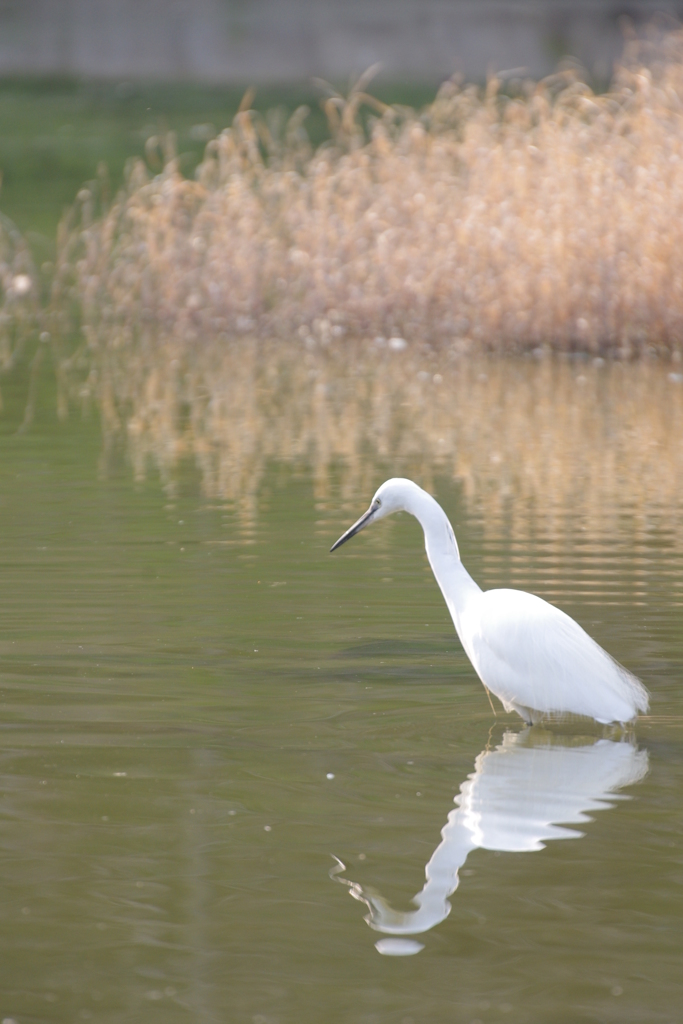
[470, 589, 648, 721]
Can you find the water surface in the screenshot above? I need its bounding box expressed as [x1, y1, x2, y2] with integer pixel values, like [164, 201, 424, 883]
[0, 371, 682, 1024]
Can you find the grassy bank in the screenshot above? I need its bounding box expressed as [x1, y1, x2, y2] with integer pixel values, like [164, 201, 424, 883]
[50, 32, 683, 363]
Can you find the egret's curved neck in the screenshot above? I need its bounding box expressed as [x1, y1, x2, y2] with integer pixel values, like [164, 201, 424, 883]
[404, 489, 461, 559]
[404, 488, 481, 622]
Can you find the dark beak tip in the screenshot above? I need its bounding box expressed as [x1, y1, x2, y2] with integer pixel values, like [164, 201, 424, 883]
[329, 506, 375, 553]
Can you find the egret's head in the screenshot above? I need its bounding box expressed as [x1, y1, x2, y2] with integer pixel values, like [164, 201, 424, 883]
[329, 478, 417, 552]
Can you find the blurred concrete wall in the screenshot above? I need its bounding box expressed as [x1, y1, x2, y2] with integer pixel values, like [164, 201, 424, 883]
[0, 0, 681, 82]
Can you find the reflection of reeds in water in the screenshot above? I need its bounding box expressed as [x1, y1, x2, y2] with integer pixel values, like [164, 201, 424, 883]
[56, 32, 683, 357]
[93, 342, 683, 543]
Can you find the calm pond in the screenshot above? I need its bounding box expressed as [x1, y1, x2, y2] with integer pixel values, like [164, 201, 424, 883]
[0, 361, 682, 1024]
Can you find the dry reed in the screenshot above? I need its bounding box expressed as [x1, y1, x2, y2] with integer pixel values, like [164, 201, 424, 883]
[55, 31, 683, 359]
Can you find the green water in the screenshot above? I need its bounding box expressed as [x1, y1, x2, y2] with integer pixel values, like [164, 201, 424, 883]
[0, 370, 682, 1024]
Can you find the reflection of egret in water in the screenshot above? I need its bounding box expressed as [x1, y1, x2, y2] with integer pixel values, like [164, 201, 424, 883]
[331, 729, 648, 956]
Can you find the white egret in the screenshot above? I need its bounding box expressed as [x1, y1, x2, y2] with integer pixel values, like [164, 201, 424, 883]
[330, 478, 649, 724]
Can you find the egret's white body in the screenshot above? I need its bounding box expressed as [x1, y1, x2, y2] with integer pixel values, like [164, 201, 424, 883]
[331, 478, 649, 725]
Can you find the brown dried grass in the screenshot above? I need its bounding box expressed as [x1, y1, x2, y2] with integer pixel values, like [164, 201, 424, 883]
[55, 32, 683, 359]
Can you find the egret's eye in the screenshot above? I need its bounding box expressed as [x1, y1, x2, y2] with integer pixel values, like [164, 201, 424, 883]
[374, 498, 382, 508]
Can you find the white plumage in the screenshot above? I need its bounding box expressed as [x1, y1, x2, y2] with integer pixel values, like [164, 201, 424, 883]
[331, 478, 649, 725]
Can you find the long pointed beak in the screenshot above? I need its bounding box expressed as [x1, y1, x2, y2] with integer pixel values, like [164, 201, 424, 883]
[330, 506, 376, 552]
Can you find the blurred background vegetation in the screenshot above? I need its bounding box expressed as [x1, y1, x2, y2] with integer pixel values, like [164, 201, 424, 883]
[0, 76, 436, 247]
